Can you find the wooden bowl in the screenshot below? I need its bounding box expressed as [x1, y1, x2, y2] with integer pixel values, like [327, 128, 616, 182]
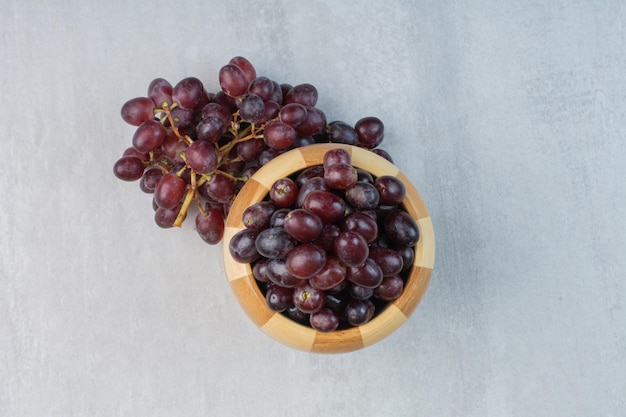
[223, 144, 435, 353]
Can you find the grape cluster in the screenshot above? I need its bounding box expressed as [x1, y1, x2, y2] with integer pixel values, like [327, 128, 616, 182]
[229, 149, 419, 332]
[113, 56, 393, 245]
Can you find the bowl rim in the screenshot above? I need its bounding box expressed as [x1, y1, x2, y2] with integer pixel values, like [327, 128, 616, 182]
[223, 143, 435, 353]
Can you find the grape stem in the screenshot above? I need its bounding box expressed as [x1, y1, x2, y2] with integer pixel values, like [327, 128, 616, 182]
[173, 170, 197, 227]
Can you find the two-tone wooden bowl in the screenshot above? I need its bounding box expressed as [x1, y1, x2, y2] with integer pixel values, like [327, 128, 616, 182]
[223, 144, 435, 353]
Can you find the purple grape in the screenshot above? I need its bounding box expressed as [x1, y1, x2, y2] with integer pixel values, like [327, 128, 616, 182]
[334, 231, 369, 268]
[302, 190, 347, 224]
[368, 247, 403, 276]
[374, 176, 406, 206]
[346, 258, 383, 288]
[266, 285, 294, 313]
[355, 116, 384, 149]
[132, 119, 167, 153]
[285, 243, 327, 279]
[308, 256, 346, 291]
[113, 156, 144, 181]
[154, 173, 186, 209]
[195, 209, 224, 245]
[255, 227, 296, 259]
[228, 228, 260, 263]
[384, 210, 420, 247]
[293, 283, 325, 314]
[309, 308, 340, 332]
[269, 178, 299, 208]
[344, 299, 375, 326]
[121, 97, 155, 126]
[186, 140, 218, 174]
[283, 209, 324, 243]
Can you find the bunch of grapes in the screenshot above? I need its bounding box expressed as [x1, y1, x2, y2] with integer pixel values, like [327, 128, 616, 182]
[229, 149, 419, 332]
[113, 56, 392, 245]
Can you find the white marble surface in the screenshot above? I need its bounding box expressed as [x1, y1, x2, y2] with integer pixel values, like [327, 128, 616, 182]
[2, 1, 625, 416]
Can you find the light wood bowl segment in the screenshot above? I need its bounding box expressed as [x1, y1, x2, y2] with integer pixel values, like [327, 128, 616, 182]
[223, 143, 435, 353]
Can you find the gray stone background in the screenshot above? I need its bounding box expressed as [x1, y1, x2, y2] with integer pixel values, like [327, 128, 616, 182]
[2, 1, 624, 416]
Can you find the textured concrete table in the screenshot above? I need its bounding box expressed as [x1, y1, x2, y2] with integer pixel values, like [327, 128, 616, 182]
[1, 1, 625, 416]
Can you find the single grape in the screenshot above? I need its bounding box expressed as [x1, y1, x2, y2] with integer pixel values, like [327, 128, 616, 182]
[203, 173, 235, 203]
[340, 212, 378, 244]
[372, 148, 394, 163]
[279, 103, 308, 127]
[255, 227, 296, 259]
[285, 304, 309, 324]
[384, 210, 420, 247]
[201, 102, 233, 127]
[296, 177, 328, 207]
[195, 209, 225, 245]
[147, 78, 173, 109]
[139, 168, 163, 193]
[285, 243, 327, 279]
[345, 181, 380, 210]
[228, 228, 260, 263]
[248, 76, 274, 101]
[374, 274, 404, 301]
[169, 106, 195, 130]
[266, 258, 303, 288]
[212, 90, 238, 113]
[295, 166, 324, 187]
[368, 247, 403, 276]
[154, 203, 182, 228]
[356, 168, 374, 184]
[132, 119, 167, 153]
[154, 173, 187, 209]
[122, 147, 150, 162]
[355, 116, 384, 149]
[261, 100, 281, 123]
[258, 148, 281, 166]
[263, 121, 296, 150]
[121, 97, 155, 126]
[328, 121, 359, 145]
[113, 156, 144, 181]
[219, 64, 249, 97]
[374, 176, 406, 206]
[323, 148, 351, 168]
[308, 256, 346, 291]
[334, 231, 369, 268]
[171, 77, 205, 110]
[269, 178, 299, 208]
[309, 308, 340, 332]
[186, 140, 218, 174]
[284, 83, 318, 107]
[270, 80, 283, 104]
[395, 245, 415, 272]
[344, 298, 375, 326]
[302, 190, 347, 224]
[159, 131, 187, 164]
[242, 201, 276, 230]
[252, 259, 271, 283]
[293, 136, 315, 148]
[196, 116, 225, 144]
[348, 283, 374, 300]
[269, 208, 291, 228]
[266, 285, 294, 313]
[296, 106, 327, 136]
[324, 163, 357, 190]
[283, 209, 324, 243]
[293, 283, 325, 314]
[346, 258, 384, 288]
[236, 138, 266, 162]
[239, 93, 265, 123]
[228, 56, 256, 83]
